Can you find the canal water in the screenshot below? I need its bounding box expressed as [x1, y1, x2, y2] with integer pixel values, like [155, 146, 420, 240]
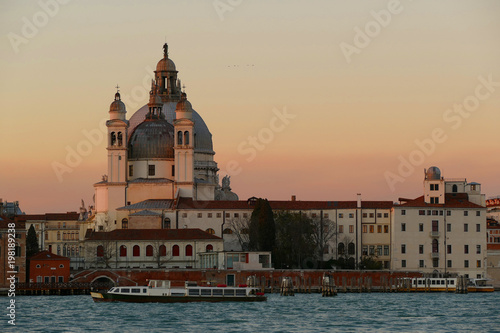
[3, 292, 500, 332]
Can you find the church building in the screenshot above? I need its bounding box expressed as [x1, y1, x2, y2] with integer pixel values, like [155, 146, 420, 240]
[93, 44, 237, 231]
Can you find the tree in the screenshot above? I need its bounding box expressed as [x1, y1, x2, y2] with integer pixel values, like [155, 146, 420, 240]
[151, 241, 170, 268]
[26, 224, 40, 258]
[248, 199, 275, 251]
[84, 216, 116, 268]
[227, 217, 251, 250]
[273, 212, 317, 269]
[310, 216, 337, 263]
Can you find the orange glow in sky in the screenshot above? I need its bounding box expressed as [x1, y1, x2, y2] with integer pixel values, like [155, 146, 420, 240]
[1, 1, 499, 213]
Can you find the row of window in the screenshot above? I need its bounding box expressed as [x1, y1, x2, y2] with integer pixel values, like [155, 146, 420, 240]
[36, 276, 65, 283]
[362, 245, 390, 257]
[57, 245, 79, 257]
[403, 209, 481, 216]
[362, 225, 389, 233]
[188, 213, 249, 219]
[401, 259, 482, 268]
[97, 244, 215, 258]
[400, 243, 481, 255]
[56, 231, 78, 241]
[401, 222, 482, 232]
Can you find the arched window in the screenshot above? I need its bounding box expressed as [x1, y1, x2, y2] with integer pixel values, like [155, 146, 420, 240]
[338, 243, 345, 255]
[163, 218, 171, 229]
[159, 245, 167, 257]
[206, 228, 215, 235]
[133, 245, 140, 257]
[111, 132, 116, 146]
[120, 245, 127, 257]
[185, 245, 193, 257]
[184, 131, 189, 145]
[206, 244, 213, 252]
[432, 239, 439, 253]
[57, 245, 61, 255]
[122, 218, 128, 229]
[223, 228, 233, 234]
[172, 245, 180, 257]
[177, 131, 183, 145]
[63, 244, 67, 257]
[57, 231, 60, 240]
[452, 184, 458, 193]
[71, 246, 75, 257]
[97, 245, 104, 257]
[117, 132, 123, 146]
[348, 242, 355, 255]
[146, 245, 153, 257]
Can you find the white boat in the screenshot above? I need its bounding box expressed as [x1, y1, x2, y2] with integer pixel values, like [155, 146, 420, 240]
[91, 280, 267, 303]
[467, 278, 495, 292]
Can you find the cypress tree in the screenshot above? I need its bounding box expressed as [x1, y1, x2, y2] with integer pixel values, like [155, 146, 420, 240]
[26, 224, 40, 258]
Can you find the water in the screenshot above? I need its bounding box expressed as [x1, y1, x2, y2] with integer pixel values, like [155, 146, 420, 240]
[3, 293, 500, 332]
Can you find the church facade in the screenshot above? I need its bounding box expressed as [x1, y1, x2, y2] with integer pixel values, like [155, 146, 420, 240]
[93, 44, 237, 231]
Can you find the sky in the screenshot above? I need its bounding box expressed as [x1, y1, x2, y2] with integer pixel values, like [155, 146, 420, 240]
[1, 0, 499, 214]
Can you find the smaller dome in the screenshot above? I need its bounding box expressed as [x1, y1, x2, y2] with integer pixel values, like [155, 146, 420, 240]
[175, 93, 193, 112]
[426, 166, 441, 180]
[109, 92, 126, 113]
[156, 57, 176, 72]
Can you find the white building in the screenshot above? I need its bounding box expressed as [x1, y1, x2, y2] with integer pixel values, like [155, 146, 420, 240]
[93, 44, 237, 231]
[392, 167, 487, 278]
[83, 228, 223, 269]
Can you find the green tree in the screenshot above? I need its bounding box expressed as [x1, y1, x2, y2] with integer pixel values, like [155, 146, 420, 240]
[26, 224, 40, 258]
[249, 199, 275, 251]
[273, 212, 317, 269]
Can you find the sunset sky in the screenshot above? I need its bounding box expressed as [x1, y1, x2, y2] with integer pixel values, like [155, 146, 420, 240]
[1, 0, 499, 213]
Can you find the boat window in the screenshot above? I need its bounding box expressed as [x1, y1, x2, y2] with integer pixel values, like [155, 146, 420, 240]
[188, 289, 200, 296]
[201, 289, 212, 296]
[109, 288, 117, 293]
[431, 280, 436, 285]
[449, 280, 454, 285]
[224, 289, 235, 296]
[236, 289, 246, 296]
[143, 288, 147, 293]
[121, 288, 130, 293]
[131, 288, 141, 293]
[212, 289, 223, 296]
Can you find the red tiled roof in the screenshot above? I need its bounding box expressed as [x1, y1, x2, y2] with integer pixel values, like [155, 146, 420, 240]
[85, 228, 222, 241]
[16, 213, 79, 221]
[0, 216, 25, 229]
[177, 198, 393, 210]
[30, 250, 69, 261]
[398, 194, 484, 209]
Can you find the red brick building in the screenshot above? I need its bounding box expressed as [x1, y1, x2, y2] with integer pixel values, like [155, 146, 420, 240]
[29, 251, 70, 283]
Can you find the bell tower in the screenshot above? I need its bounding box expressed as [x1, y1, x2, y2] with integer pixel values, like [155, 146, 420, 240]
[174, 92, 194, 197]
[107, 88, 129, 183]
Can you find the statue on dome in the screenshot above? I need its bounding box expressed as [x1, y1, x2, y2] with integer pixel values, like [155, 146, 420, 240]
[163, 43, 168, 57]
[222, 175, 231, 190]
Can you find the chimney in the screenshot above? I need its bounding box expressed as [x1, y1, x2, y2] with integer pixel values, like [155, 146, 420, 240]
[291, 195, 296, 202]
[357, 193, 361, 208]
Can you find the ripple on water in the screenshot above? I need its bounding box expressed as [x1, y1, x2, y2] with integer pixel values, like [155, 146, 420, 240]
[3, 293, 500, 332]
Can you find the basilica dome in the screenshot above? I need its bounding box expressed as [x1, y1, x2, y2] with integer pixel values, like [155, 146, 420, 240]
[128, 103, 214, 154]
[128, 119, 175, 159]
